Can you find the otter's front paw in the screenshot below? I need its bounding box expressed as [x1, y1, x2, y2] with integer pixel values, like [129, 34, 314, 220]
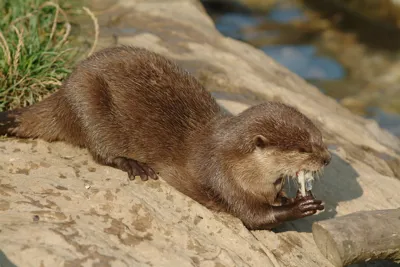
[273, 196, 324, 223]
[290, 196, 324, 219]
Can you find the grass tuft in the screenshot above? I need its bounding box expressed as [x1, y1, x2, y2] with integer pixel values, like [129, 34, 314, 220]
[0, 0, 98, 111]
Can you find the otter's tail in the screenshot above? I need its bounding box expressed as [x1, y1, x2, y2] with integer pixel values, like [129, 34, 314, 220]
[0, 91, 72, 142]
[0, 109, 23, 136]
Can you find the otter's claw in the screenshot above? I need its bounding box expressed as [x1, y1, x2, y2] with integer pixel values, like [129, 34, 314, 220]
[113, 157, 158, 181]
[272, 193, 324, 223]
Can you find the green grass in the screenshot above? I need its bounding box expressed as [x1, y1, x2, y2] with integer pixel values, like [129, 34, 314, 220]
[0, 0, 95, 111]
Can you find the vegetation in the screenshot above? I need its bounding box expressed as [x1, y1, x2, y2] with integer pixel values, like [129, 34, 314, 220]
[0, 0, 97, 111]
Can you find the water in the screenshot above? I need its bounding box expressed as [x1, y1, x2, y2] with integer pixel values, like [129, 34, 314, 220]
[261, 45, 345, 80]
[202, 0, 400, 138]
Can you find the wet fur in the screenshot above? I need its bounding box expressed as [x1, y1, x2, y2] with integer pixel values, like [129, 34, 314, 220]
[0, 46, 330, 229]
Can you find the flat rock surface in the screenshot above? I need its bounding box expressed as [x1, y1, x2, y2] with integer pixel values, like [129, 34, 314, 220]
[1, 0, 400, 266]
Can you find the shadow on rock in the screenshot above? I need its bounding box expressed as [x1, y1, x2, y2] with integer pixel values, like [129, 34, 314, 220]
[274, 151, 362, 233]
[0, 250, 18, 267]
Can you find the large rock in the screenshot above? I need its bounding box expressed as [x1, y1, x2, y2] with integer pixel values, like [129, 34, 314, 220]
[1, 0, 400, 266]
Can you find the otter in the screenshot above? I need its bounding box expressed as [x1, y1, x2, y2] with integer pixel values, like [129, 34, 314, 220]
[0, 46, 330, 230]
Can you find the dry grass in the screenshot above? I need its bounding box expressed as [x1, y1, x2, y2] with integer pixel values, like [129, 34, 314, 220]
[0, 0, 98, 111]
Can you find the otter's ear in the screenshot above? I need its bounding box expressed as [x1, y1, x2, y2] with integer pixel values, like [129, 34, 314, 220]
[254, 135, 268, 149]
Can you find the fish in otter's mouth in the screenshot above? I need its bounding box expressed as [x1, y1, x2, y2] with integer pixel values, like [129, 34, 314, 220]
[275, 170, 322, 198]
[296, 170, 316, 197]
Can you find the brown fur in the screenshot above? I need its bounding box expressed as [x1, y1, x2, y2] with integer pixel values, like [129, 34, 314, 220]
[0, 46, 331, 229]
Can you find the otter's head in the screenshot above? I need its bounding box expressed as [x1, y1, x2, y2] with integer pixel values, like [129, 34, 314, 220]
[221, 102, 331, 204]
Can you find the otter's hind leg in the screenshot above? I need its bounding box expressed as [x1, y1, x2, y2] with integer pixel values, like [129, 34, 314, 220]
[92, 153, 158, 181]
[67, 74, 158, 181]
[112, 157, 158, 181]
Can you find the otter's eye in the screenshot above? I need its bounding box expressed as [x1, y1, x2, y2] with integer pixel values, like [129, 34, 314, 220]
[298, 146, 312, 153]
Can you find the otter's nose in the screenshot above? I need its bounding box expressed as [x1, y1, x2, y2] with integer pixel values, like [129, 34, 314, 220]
[322, 152, 331, 166]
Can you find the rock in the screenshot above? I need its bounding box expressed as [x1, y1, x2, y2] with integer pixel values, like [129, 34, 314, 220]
[312, 208, 400, 266]
[1, 0, 400, 266]
[202, 0, 277, 12]
[236, 0, 277, 11]
[330, 0, 400, 27]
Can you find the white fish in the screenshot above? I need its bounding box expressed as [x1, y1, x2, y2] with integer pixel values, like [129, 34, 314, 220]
[297, 170, 314, 197]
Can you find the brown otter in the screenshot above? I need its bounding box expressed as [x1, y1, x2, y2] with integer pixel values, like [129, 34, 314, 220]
[0, 46, 330, 230]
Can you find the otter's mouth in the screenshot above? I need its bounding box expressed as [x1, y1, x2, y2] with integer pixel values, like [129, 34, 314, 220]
[275, 170, 320, 197]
